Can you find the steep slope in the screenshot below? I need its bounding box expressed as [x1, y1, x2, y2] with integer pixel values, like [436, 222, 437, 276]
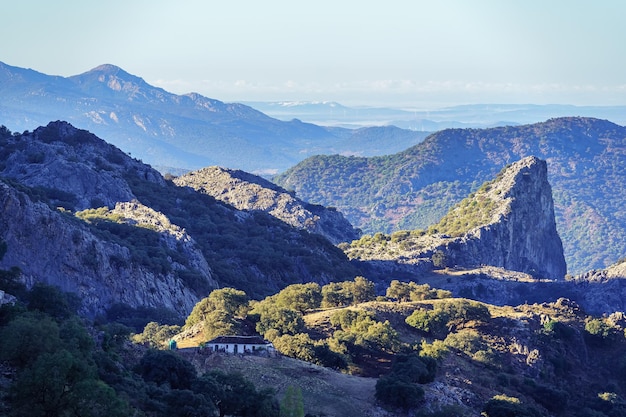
[174, 166, 361, 244]
[0, 180, 215, 318]
[438, 156, 566, 279]
[347, 156, 566, 280]
[0, 122, 359, 313]
[275, 117, 626, 273]
[0, 61, 425, 173]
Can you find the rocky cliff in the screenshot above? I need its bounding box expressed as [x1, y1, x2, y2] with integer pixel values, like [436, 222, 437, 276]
[0, 121, 359, 315]
[346, 156, 567, 281]
[0, 121, 164, 210]
[0, 180, 215, 317]
[174, 166, 361, 244]
[440, 156, 566, 279]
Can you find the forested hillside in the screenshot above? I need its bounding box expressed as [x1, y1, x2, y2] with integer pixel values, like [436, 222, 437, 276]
[275, 117, 626, 273]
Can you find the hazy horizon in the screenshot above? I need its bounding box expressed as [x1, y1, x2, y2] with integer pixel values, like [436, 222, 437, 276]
[3, 0, 625, 108]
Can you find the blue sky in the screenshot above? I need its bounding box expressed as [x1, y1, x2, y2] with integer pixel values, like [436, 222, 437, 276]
[3, 0, 625, 107]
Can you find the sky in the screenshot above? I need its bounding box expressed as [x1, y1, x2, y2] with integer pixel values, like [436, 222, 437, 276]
[2, 0, 625, 107]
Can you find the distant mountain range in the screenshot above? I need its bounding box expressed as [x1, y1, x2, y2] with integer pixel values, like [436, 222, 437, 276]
[246, 100, 626, 130]
[0, 61, 428, 174]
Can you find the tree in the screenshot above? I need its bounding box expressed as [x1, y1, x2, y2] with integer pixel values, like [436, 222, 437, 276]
[254, 305, 304, 338]
[133, 321, 181, 348]
[386, 280, 412, 302]
[136, 349, 197, 390]
[9, 349, 97, 417]
[280, 385, 304, 417]
[431, 250, 448, 268]
[482, 394, 541, 417]
[405, 309, 448, 337]
[274, 283, 322, 312]
[27, 283, 81, 320]
[185, 288, 249, 327]
[202, 370, 265, 417]
[0, 313, 62, 367]
[351, 276, 376, 304]
[375, 375, 424, 410]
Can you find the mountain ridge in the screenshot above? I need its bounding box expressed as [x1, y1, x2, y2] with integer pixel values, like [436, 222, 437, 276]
[275, 117, 626, 274]
[0, 61, 427, 173]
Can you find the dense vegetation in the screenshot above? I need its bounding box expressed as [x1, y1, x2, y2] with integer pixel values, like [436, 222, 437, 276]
[161, 279, 626, 416]
[118, 173, 358, 299]
[275, 117, 626, 273]
[0, 269, 278, 416]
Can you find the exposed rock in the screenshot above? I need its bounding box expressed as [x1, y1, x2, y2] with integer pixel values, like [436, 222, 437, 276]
[110, 201, 215, 281]
[0, 121, 164, 210]
[348, 156, 567, 281]
[566, 261, 626, 314]
[0, 180, 216, 317]
[174, 166, 361, 244]
[441, 156, 567, 280]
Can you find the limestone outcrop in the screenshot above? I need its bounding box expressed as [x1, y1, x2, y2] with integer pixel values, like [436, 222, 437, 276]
[0, 121, 164, 210]
[440, 156, 567, 279]
[0, 181, 216, 317]
[175, 166, 361, 244]
[346, 156, 567, 281]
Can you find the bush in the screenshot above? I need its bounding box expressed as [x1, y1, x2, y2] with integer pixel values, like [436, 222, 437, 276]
[375, 375, 424, 410]
[391, 354, 436, 384]
[406, 309, 449, 337]
[483, 394, 541, 417]
[135, 350, 197, 390]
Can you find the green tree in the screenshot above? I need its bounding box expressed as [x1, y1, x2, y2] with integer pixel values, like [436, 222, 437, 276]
[254, 305, 304, 338]
[27, 283, 81, 320]
[386, 280, 412, 302]
[202, 370, 272, 417]
[274, 283, 322, 312]
[133, 321, 181, 348]
[375, 375, 424, 410]
[321, 282, 352, 308]
[0, 313, 62, 367]
[280, 385, 304, 417]
[136, 349, 197, 390]
[351, 276, 376, 304]
[9, 349, 96, 417]
[482, 394, 541, 417]
[431, 250, 448, 268]
[186, 288, 249, 327]
[405, 309, 448, 337]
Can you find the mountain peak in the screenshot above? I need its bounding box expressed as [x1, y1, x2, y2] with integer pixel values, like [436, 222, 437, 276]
[88, 63, 130, 76]
[72, 63, 152, 89]
[439, 156, 567, 279]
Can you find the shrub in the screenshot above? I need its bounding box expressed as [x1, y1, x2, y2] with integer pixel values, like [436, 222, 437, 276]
[135, 350, 197, 390]
[406, 309, 448, 337]
[482, 394, 541, 417]
[375, 375, 424, 410]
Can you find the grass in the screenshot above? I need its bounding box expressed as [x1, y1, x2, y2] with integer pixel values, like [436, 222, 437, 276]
[178, 351, 385, 417]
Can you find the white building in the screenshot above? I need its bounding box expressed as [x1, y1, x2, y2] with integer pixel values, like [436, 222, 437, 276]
[207, 335, 274, 354]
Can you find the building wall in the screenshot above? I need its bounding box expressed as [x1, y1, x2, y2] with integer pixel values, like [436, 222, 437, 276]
[211, 342, 271, 354]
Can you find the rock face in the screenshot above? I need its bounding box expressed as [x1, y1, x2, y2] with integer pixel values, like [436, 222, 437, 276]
[0, 181, 216, 317]
[441, 156, 567, 280]
[347, 156, 567, 281]
[174, 166, 361, 244]
[0, 121, 359, 315]
[0, 121, 164, 210]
